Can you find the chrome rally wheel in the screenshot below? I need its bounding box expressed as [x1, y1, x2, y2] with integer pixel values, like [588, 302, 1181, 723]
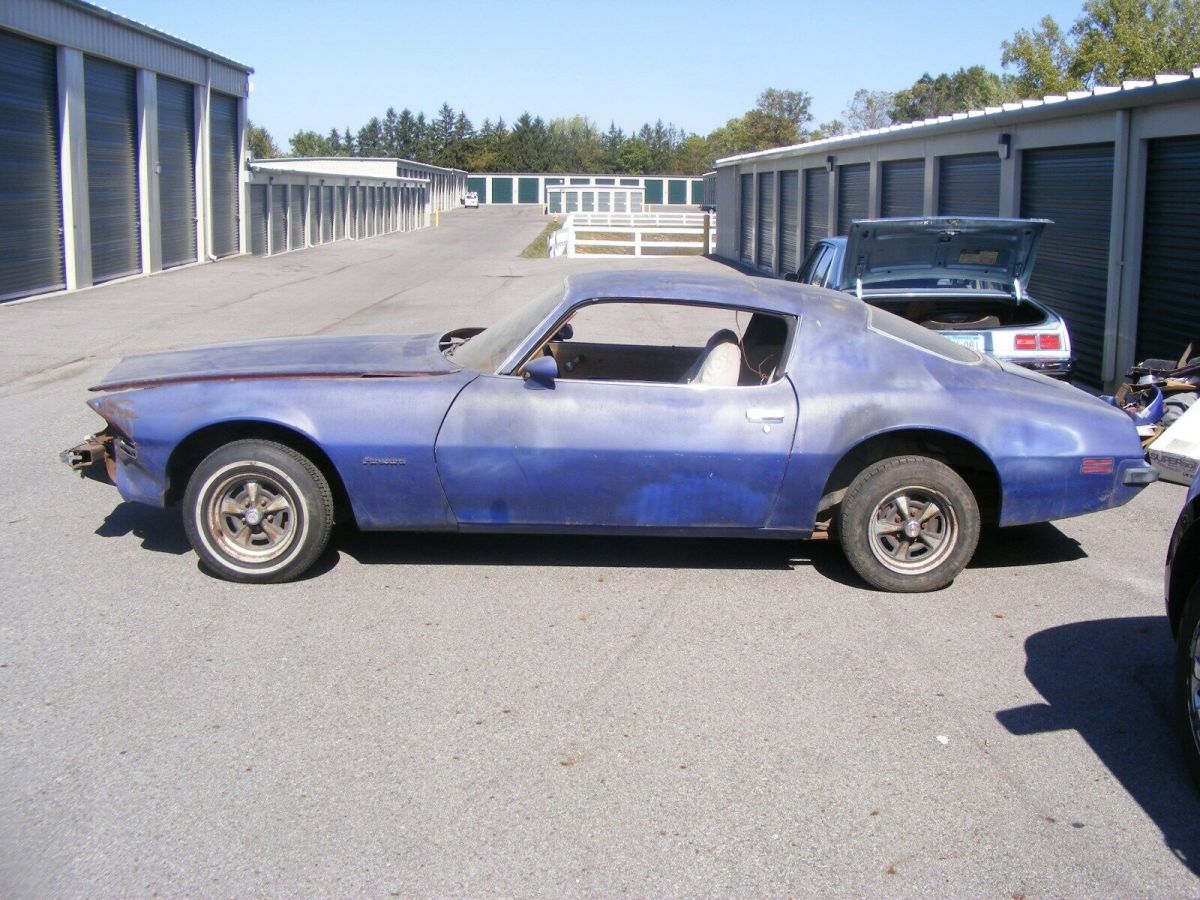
[183, 440, 333, 583]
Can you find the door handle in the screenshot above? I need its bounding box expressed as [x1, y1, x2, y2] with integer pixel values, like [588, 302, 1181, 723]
[746, 408, 786, 424]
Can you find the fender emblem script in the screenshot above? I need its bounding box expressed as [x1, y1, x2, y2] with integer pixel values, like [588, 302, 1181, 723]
[362, 457, 407, 466]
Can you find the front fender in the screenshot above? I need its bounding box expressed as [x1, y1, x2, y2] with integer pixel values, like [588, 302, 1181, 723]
[89, 372, 477, 529]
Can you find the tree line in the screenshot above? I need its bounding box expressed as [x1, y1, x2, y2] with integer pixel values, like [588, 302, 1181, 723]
[248, 0, 1200, 174]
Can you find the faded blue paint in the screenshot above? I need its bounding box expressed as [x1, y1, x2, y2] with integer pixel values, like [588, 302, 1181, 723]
[78, 270, 1153, 547]
[436, 374, 798, 530]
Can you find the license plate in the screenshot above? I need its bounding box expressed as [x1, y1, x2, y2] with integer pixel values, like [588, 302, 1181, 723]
[943, 333, 984, 352]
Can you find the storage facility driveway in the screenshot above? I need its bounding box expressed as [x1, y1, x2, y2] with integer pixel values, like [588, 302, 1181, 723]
[2, 206, 1197, 896]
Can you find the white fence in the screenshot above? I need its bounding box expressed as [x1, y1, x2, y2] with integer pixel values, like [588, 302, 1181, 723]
[548, 212, 716, 258]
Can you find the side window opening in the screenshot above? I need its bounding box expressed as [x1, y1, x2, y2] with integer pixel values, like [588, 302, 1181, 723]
[522, 301, 792, 387]
[810, 247, 835, 287]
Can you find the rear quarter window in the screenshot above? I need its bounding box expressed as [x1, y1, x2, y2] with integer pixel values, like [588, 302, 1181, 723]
[867, 306, 982, 364]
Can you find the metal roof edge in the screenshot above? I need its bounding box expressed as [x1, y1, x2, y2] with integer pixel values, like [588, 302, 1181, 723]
[55, 0, 253, 72]
[247, 163, 429, 184]
[714, 71, 1200, 168]
[261, 157, 466, 175]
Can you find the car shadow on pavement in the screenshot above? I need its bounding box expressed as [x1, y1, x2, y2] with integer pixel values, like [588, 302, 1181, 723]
[334, 527, 865, 585]
[90, 504, 1088, 588]
[970, 522, 1086, 569]
[94, 502, 191, 554]
[996, 616, 1199, 876]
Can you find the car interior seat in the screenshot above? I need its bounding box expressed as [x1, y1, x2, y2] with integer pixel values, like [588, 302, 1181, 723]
[682, 329, 741, 386]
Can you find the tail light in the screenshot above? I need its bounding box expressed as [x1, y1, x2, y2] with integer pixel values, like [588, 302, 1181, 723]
[1015, 334, 1063, 351]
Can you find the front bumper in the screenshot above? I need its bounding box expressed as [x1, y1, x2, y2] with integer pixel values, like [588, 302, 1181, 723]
[60, 430, 115, 484]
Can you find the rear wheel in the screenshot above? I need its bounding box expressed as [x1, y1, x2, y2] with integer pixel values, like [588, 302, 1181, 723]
[1176, 582, 1200, 790]
[183, 439, 333, 583]
[838, 456, 980, 592]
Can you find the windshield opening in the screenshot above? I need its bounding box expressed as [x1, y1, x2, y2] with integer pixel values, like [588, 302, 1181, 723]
[447, 281, 567, 373]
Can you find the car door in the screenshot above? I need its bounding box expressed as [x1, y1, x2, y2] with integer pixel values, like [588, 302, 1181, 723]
[434, 367, 799, 532]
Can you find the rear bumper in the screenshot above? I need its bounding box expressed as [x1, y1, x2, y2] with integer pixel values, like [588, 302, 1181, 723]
[1003, 356, 1075, 381]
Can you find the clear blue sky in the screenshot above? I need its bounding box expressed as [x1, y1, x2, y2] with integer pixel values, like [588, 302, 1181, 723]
[109, 0, 1089, 144]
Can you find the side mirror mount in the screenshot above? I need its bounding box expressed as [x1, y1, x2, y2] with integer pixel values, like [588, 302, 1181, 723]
[553, 323, 574, 341]
[519, 354, 558, 388]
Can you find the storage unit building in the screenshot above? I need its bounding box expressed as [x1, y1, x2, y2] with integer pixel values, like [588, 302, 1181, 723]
[467, 173, 704, 207]
[246, 160, 433, 257]
[713, 71, 1200, 389]
[0, 0, 253, 302]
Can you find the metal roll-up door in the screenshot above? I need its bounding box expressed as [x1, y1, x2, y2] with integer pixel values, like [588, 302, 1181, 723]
[288, 185, 304, 249]
[492, 178, 513, 204]
[668, 180, 687, 205]
[644, 179, 663, 204]
[778, 171, 800, 272]
[837, 163, 869, 235]
[209, 93, 239, 257]
[358, 187, 367, 236]
[334, 186, 344, 239]
[157, 76, 196, 268]
[0, 31, 63, 302]
[938, 153, 1000, 216]
[1137, 135, 1200, 364]
[881, 159, 924, 217]
[466, 176, 486, 203]
[1020, 143, 1114, 385]
[322, 187, 333, 242]
[691, 180, 704, 205]
[85, 56, 140, 283]
[756, 172, 775, 271]
[518, 177, 539, 204]
[249, 184, 267, 255]
[739, 174, 754, 265]
[803, 168, 828, 255]
[270, 184, 285, 254]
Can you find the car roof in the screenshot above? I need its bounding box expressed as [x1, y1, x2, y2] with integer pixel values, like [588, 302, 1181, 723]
[559, 269, 861, 321]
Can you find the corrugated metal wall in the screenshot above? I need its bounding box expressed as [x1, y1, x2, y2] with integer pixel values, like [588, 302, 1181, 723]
[803, 168, 828, 256]
[288, 185, 304, 249]
[738, 173, 753, 265]
[1137, 135, 1200, 363]
[1020, 143, 1114, 385]
[837, 163, 869, 234]
[881, 159, 924, 218]
[270, 183, 285, 253]
[779, 170, 799, 273]
[208, 92, 239, 257]
[756, 172, 775, 271]
[938, 153, 1000, 216]
[321, 186, 333, 242]
[0, 30, 63, 302]
[85, 55, 141, 283]
[156, 76, 196, 268]
[249, 183, 267, 255]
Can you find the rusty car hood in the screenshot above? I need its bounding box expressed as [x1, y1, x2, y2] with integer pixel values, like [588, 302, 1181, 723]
[90, 333, 458, 391]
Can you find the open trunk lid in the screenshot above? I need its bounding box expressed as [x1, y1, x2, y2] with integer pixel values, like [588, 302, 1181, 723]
[842, 217, 1050, 298]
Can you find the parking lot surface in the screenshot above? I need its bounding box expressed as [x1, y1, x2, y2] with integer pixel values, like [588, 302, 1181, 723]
[2, 206, 1198, 896]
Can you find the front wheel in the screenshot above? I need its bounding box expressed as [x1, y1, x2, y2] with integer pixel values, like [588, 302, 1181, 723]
[1176, 582, 1200, 790]
[838, 456, 980, 592]
[183, 439, 334, 583]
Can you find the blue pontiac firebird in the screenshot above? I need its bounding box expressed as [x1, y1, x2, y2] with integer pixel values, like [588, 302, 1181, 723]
[63, 270, 1156, 592]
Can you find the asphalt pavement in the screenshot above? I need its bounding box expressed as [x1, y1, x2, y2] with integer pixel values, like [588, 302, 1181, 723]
[1, 205, 1197, 896]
